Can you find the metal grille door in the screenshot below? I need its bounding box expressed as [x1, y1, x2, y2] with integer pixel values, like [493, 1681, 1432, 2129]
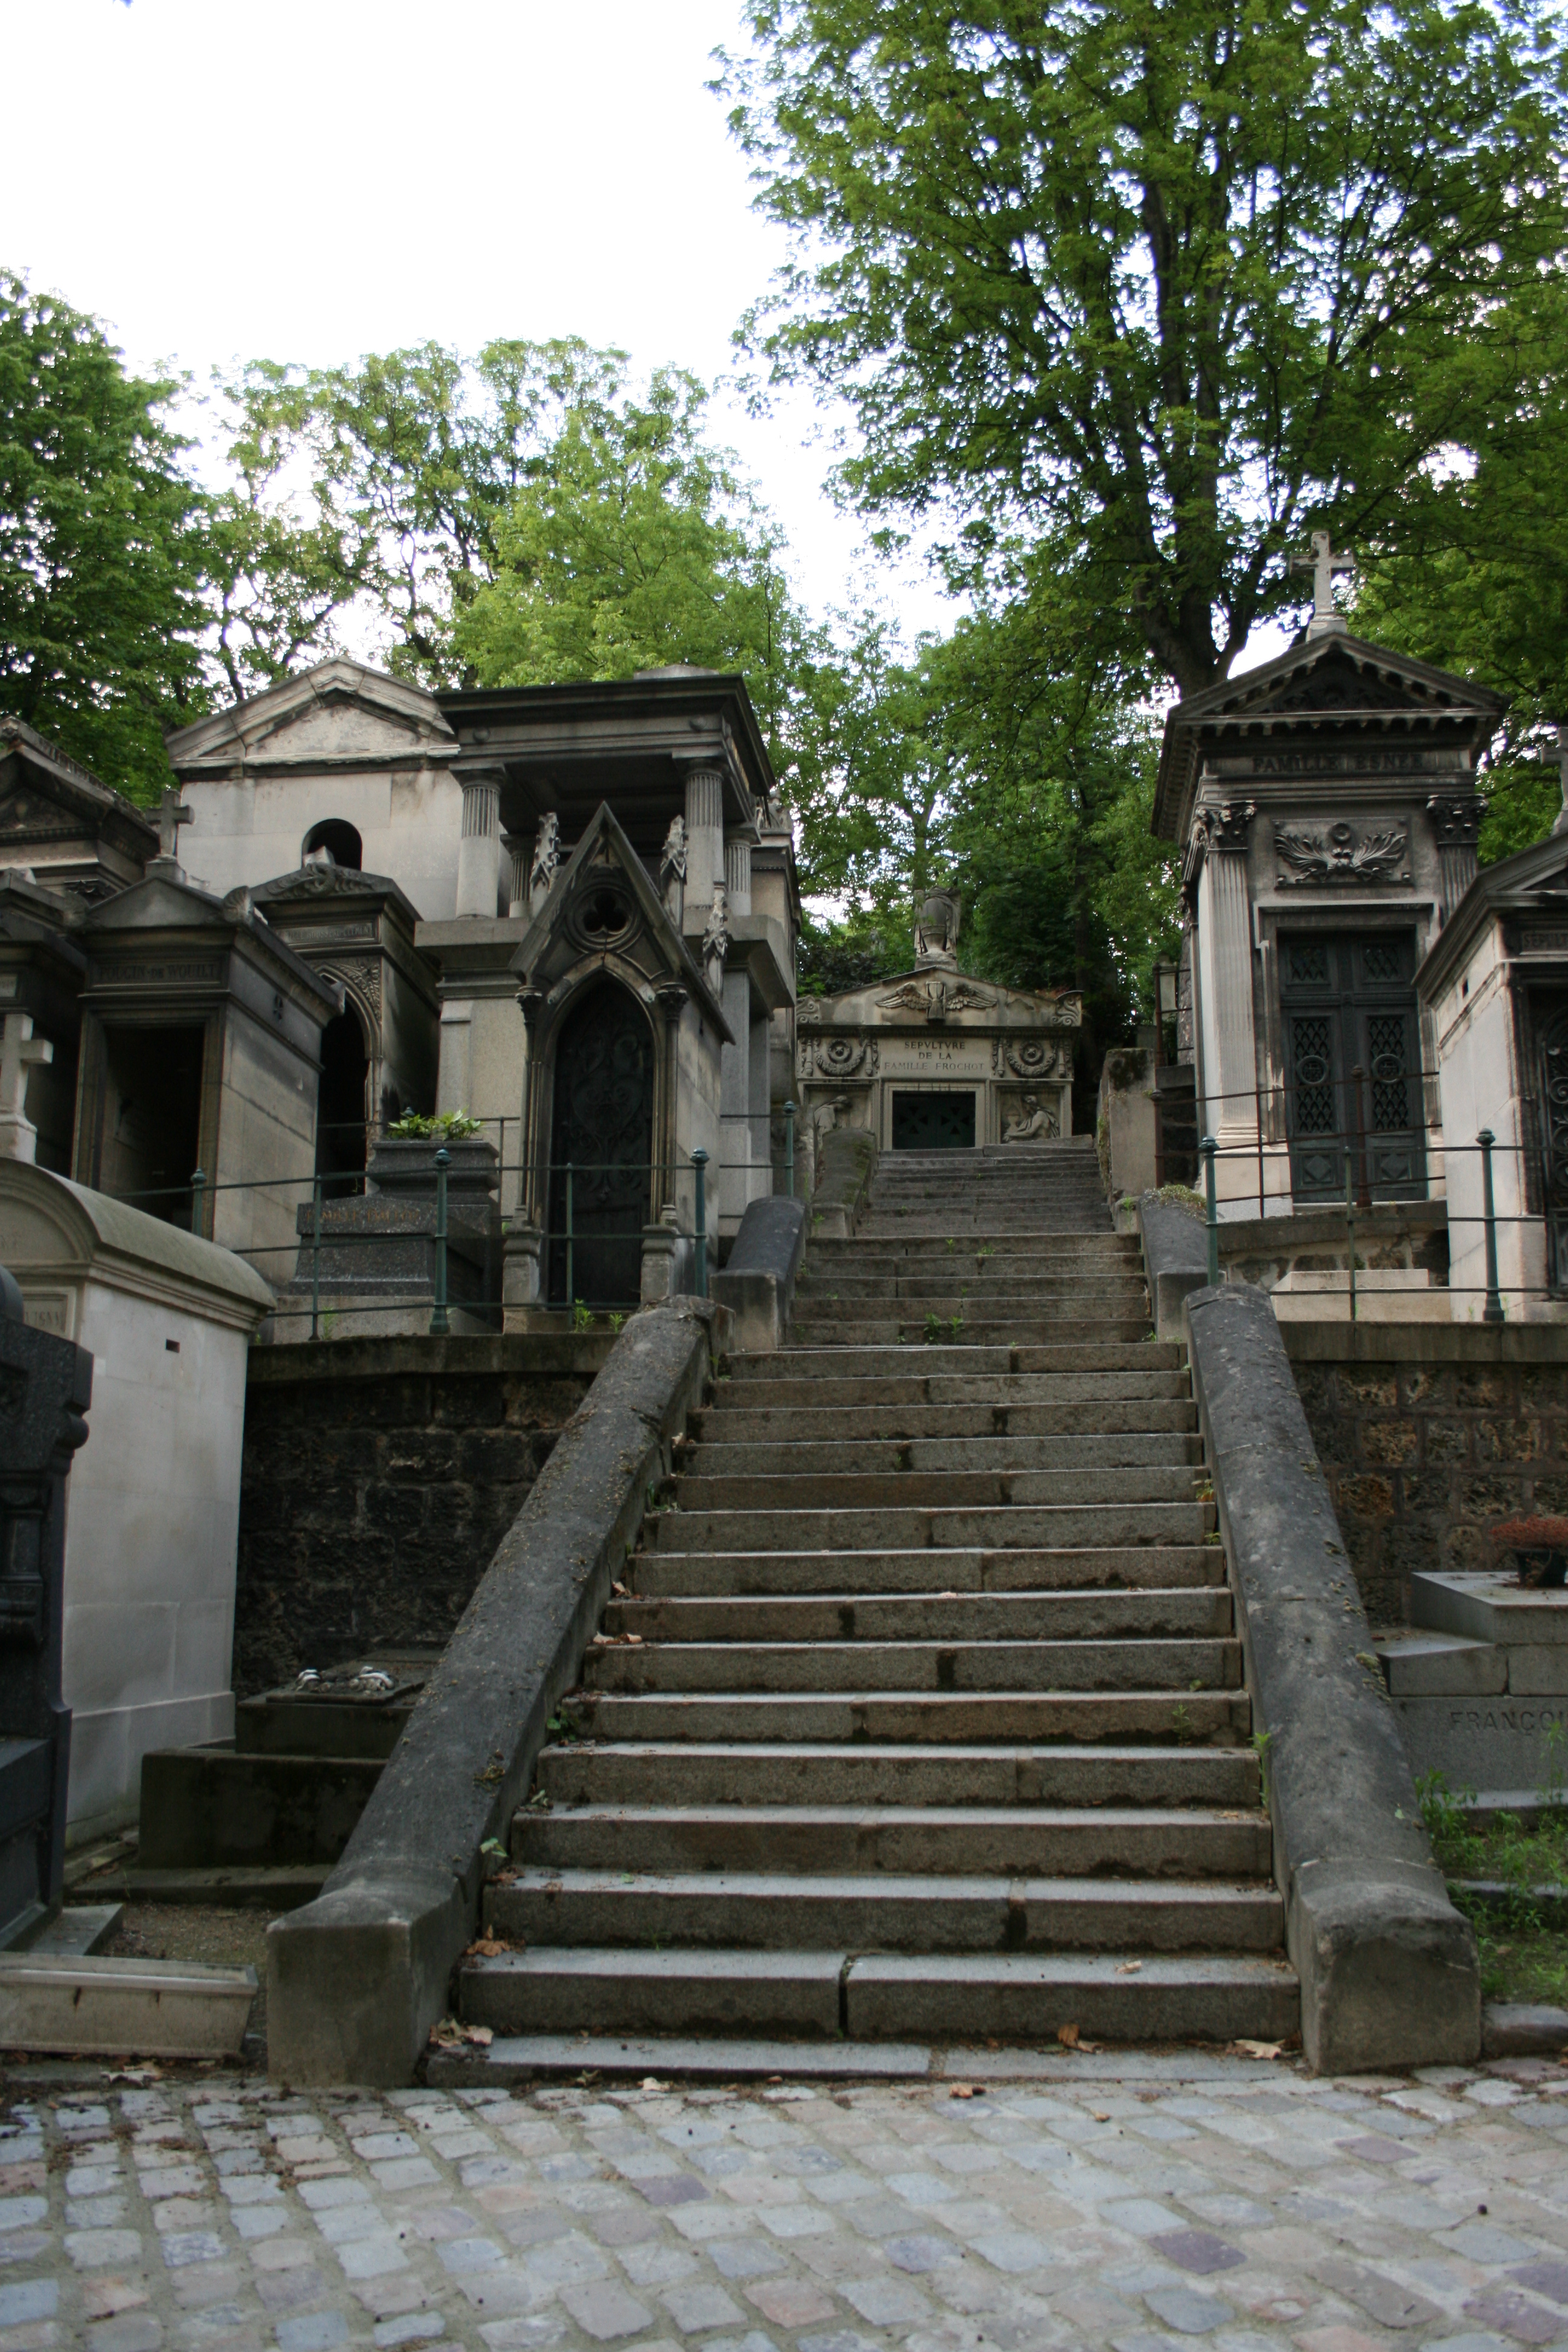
[1279, 932, 1426, 1202]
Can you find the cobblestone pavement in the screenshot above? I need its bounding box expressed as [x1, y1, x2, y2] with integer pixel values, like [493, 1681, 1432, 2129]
[10, 2052, 1568, 2352]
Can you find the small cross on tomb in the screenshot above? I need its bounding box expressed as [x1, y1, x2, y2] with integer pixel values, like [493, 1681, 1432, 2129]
[1292, 530, 1355, 637]
[0, 1011, 54, 1163]
[157, 784, 194, 864]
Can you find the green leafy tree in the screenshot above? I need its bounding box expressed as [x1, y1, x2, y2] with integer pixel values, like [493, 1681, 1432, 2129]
[1349, 286, 1568, 863]
[455, 364, 812, 763]
[0, 272, 208, 797]
[722, 0, 1568, 696]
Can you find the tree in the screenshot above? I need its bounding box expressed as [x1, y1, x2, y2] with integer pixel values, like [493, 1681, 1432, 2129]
[454, 363, 814, 774]
[722, 0, 1568, 696]
[936, 605, 1178, 1096]
[0, 272, 208, 797]
[1348, 284, 1568, 863]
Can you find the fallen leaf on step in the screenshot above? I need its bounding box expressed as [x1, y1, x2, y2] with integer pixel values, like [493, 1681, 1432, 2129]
[1057, 2022, 1080, 2048]
[949, 2083, 975, 2099]
[466, 1936, 511, 1958]
[1232, 2039, 1284, 2059]
[1114, 1961, 1142, 1975]
[612, 1582, 630, 1597]
[1092, 2111, 1111, 2122]
[466, 2026, 494, 2047]
[108, 2065, 163, 2085]
[640, 2077, 666, 2091]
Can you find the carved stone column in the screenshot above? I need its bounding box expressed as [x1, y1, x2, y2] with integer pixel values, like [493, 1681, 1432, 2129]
[501, 832, 529, 919]
[1428, 795, 1484, 924]
[1192, 801, 1258, 1143]
[683, 765, 725, 905]
[724, 832, 754, 917]
[455, 769, 503, 919]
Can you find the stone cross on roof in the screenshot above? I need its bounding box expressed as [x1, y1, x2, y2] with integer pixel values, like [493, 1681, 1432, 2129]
[0, 1011, 53, 1165]
[1292, 531, 1355, 640]
[155, 784, 194, 866]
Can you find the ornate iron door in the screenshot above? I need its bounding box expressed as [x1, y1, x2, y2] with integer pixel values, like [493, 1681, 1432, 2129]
[1535, 999, 1568, 1289]
[547, 984, 654, 1306]
[891, 1091, 977, 1151]
[1279, 933, 1426, 1202]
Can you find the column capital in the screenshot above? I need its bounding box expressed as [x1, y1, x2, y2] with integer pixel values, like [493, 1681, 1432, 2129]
[1195, 799, 1256, 853]
[1427, 792, 1485, 845]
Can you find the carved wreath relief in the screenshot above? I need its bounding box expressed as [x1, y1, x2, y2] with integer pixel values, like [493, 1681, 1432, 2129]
[1274, 820, 1410, 886]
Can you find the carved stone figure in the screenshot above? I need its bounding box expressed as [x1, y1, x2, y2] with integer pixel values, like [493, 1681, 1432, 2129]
[529, 813, 561, 915]
[913, 886, 961, 967]
[659, 814, 688, 921]
[702, 884, 731, 991]
[1003, 1093, 1059, 1142]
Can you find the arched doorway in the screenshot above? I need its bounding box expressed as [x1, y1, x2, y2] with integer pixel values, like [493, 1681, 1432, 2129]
[547, 981, 653, 1306]
[316, 1010, 370, 1195]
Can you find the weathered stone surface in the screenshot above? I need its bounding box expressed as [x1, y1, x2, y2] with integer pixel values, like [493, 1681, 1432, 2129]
[1138, 1191, 1208, 1342]
[809, 1123, 877, 1238]
[236, 1333, 610, 1692]
[267, 1296, 727, 2087]
[1185, 1281, 1480, 2071]
[711, 1194, 806, 1351]
[0, 1951, 255, 2055]
[1284, 1323, 1568, 1624]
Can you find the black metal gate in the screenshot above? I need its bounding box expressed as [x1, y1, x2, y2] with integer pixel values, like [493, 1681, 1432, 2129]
[891, 1091, 977, 1151]
[547, 982, 654, 1306]
[1279, 932, 1426, 1201]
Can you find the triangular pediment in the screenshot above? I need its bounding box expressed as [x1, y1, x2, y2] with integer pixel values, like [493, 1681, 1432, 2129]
[512, 800, 730, 1036]
[1178, 634, 1504, 728]
[82, 872, 232, 931]
[166, 659, 457, 774]
[0, 720, 158, 852]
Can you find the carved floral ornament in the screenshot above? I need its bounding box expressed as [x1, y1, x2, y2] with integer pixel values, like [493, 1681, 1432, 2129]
[1273, 818, 1411, 886]
[993, 1036, 1068, 1080]
[798, 1033, 878, 1079]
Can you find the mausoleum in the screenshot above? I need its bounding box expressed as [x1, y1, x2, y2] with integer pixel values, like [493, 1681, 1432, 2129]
[1155, 538, 1504, 1218]
[795, 887, 1082, 1156]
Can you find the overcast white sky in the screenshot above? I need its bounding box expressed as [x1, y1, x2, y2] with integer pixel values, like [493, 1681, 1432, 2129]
[2, 0, 955, 638]
[3, 0, 1294, 674]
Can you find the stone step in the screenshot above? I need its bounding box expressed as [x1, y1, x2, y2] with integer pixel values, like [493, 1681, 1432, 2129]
[511, 1803, 1273, 1880]
[670, 1468, 1204, 1510]
[457, 1947, 1297, 2045]
[730, 1347, 1185, 1380]
[606, 1589, 1232, 1643]
[535, 1739, 1262, 1809]
[843, 1953, 1298, 2043]
[647, 1500, 1216, 1551]
[799, 1279, 1152, 1298]
[685, 1434, 1201, 1476]
[575, 1688, 1252, 1742]
[694, 1402, 1199, 1440]
[715, 1371, 1192, 1407]
[808, 1235, 1141, 1256]
[485, 1870, 1283, 1953]
[799, 1298, 1152, 1317]
[581, 1635, 1243, 1693]
[634, 1546, 1224, 1595]
[788, 1323, 1155, 1350]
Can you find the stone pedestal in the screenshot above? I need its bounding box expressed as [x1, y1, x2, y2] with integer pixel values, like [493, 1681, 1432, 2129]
[284, 1137, 503, 1339]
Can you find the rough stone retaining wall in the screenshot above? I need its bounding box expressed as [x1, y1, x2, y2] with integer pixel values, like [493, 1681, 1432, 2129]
[237, 1333, 611, 1694]
[1281, 1325, 1568, 1628]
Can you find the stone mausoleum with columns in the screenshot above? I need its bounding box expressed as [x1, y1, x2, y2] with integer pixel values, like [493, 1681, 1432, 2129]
[0, 659, 797, 1327]
[1155, 539, 1504, 1224]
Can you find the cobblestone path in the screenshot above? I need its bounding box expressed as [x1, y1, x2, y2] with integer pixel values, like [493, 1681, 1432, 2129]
[9, 2053, 1568, 2352]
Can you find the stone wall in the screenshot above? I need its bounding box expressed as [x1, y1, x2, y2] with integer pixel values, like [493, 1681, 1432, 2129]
[1281, 1323, 1568, 1627]
[236, 1331, 611, 1696]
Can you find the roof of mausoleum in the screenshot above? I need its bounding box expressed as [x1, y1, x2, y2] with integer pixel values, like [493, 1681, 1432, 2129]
[1153, 634, 1506, 844]
[436, 668, 777, 862]
[165, 659, 459, 777]
[0, 717, 160, 888]
[1415, 825, 1568, 1002]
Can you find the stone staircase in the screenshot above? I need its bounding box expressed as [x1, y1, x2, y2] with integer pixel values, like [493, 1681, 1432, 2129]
[462, 1140, 1300, 2050]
